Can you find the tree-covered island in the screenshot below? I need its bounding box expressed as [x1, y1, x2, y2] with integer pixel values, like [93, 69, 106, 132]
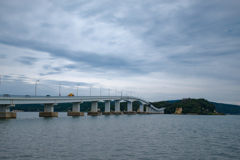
[152, 98, 224, 115]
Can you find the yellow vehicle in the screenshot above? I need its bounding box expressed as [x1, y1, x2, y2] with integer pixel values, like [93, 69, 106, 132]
[68, 93, 74, 97]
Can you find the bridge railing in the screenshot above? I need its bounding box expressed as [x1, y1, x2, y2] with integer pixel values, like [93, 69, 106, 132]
[0, 94, 145, 100]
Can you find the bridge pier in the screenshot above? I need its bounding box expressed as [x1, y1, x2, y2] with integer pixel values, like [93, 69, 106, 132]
[88, 101, 101, 116]
[0, 104, 16, 119]
[124, 101, 136, 115]
[145, 106, 149, 114]
[137, 104, 146, 114]
[68, 102, 84, 116]
[139, 104, 144, 112]
[102, 100, 113, 115]
[39, 103, 58, 117]
[112, 100, 123, 115]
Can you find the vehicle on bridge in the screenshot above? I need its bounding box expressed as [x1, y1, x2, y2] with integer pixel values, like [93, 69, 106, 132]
[68, 93, 74, 97]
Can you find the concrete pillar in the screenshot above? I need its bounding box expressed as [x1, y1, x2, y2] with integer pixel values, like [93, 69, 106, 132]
[139, 104, 144, 112]
[39, 103, 58, 117]
[0, 105, 11, 112]
[149, 107, 153, 113]
[68, 102, 84, 116]
[127, 102, 132, 111]
[44, 104, 55, 112]
[146, 106, 149, 112]
[0, 104, 16, 119]
[72, 102, 80, 112]
[102, 101, 113, 115]
[91, 101, 98, 112]
[115, 100, 120, 112]
[88, 101, 101, 116]
[105, 101, 110, 112]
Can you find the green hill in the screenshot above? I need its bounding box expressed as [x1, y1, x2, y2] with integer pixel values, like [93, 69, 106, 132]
[163, 98, 218, 115]
[152, 99, 240, 115]
[212, 102, 240, 115]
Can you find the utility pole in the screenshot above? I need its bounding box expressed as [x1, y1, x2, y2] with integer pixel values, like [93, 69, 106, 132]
[0, 75, 1, 92]
[118, 89, 123, 99]
[77, 84, 80, 96]
[0, 75, 2, 94]
[59, 82, 61, 96]
[35, 80, 39, 97]
[90, 85, 91, 96]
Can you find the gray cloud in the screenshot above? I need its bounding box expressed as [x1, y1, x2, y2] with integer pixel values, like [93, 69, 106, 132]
[16, 56, 38, 65]
[0, 74, 100, 96]
[0, 0, 240, 103]
[0, 54, 6, 58]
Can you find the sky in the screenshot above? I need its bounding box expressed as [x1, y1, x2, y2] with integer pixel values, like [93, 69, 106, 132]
[0, 0, 239, 104]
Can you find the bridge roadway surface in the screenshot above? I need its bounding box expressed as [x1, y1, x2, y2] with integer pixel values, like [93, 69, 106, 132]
[0, 95, 165, 118]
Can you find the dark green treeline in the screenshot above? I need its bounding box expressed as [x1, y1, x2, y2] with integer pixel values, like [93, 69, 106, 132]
[12, 102, 143, 112]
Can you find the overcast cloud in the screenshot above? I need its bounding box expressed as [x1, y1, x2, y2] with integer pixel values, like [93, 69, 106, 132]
[0, 0, 239, 104]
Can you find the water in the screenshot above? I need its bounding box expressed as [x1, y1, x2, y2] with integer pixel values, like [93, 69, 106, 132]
[0, 113, 240, 160]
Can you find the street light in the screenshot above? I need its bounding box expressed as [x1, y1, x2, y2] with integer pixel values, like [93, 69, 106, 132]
[118, 89, 123, 99]
[77, 84, 80, 96]
[59, 82, 61, 96]
[35, 80, 39, 97]
[90, 85, 91, 96]
[0, 75, 2, 92]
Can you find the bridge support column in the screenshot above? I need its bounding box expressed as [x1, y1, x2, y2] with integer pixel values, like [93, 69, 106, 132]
[124, 101, 136, 115]
[0, 104, 16, 119]
[102, 101, 113, 115]
[39, 103, 58, 117]
[139, 104, 144, 112]
[88, 101, 101, 116]
[112, 100, 123, 115]
[146, 106, 149, 114]
[127, 101, 132, 111]
[115, 100, 120, 112]
[137, 104, 146, 114]
[68, 102, 84, 116]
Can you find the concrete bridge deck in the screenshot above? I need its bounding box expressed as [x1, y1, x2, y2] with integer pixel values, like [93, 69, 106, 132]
[0, 95, 165, 118]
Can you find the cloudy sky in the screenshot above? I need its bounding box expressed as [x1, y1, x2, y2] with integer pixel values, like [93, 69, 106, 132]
[0, 0, 239, 104]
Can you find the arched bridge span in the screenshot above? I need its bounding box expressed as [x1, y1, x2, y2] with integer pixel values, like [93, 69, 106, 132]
[0, 95, 165, 118]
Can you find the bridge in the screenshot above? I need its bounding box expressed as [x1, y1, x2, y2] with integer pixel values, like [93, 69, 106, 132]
[0, 95, 165, 118]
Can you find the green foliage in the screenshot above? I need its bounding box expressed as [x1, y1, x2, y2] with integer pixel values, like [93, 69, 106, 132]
[151, 101, 172, 108]
[12, 101, 141, 112]
[163, 98, 216, 114]
[212, 102, 240, 114]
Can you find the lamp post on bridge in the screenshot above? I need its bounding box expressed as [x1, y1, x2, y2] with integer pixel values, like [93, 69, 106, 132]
[114, 87, 117, 96]
[59, 82, 61, 96]
[77, 84, 80, 96]
[0, 75, 1, 93]
[118, 89, 123, 99]
[35, 80, 39, 97]
[90, 85, 91, 96]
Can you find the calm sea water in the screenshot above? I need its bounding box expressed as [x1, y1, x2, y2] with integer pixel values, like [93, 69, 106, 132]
[0, 113, 240, 160]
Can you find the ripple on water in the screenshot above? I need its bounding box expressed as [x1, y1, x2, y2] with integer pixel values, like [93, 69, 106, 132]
[0, 113, 240, 159]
